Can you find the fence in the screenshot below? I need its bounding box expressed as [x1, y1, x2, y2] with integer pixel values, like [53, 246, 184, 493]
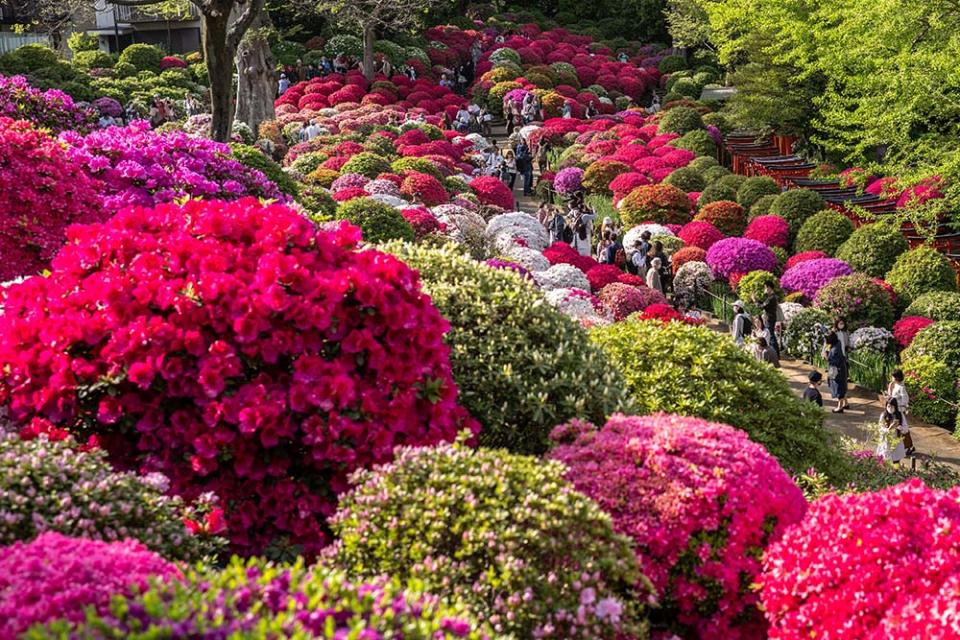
[697, 281, 896, 393]
[0, 32, 50, 55]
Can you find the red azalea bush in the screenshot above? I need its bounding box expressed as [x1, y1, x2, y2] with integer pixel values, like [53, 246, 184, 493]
[678, 220, 724, 250]
[599, 283, 667, 320]
[400, 207, 445, 239]
[744, 215, 790, 248]
[894, 316, 935, 349]
[159, 56, 187, 69]
[671, 246, 708, 274]
[637, 302, 701, 324]
[400, 172, 448, 206]
[551, 414, 806, 639]
[619, 184, 692, 226]
[587, 264, 625, 292]
[0, 117, 103, 281]
[761, 480, 960, 639]
[784, 250, 828, 271]
[470, 175, 515, 210]
[0, 532, 179, 637]
[695, 200, 747, 236]
[0, 198, 474, 556]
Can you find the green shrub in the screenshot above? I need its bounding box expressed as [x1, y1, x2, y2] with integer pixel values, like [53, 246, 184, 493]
[904, 291, 960, 321]
[749, 194, 778, 220]
[885, 246, 957, 308]
[118, 43, 164, 73]
[783, 307, 831, 360]
[340, 152, 392, 179]
[736, 270, 782, 314]
[36, 557, 490, 638]
[813, 273, 895, 330]
[67, 32, 99, 54]
[272, 39, 307, 66]
[672, 129, 717, 157]
[0, 43, 60, 73]
[736, 176, 780, 209]
[113, 61, 137, 78]
[701, 111, 730, 132]
[0, 434, 224, 562]
[769, 188, 824, 236]
[229, 143, 298, 197]
[330, 440, 649, 640]
[702, 165, 732, 184]
[900, 354, 958, 428]
[657, 106, 704, 135]
[697, 181, 737, 206]
[718, 174, 748, 191]
[188, 62, 208, 84]
[658, 55, 687, 74]
[335, 198, 415, 244]
[663, 166, 706, 192]
[794, 210, 854, 255]
[687, 156, 719, 172]
[835, 223, 909, 278]
[289, 151, 328, 175]
[902, 321, 960, 376]
[619, 184, 693, 226]
[671, 77, 701, 98]
[384, 243, 632, 454]
[297, 186, 336, 221]
[324, 34, 363, 58]
[590, 319, 844, 478]
[72, 50, 113, 70]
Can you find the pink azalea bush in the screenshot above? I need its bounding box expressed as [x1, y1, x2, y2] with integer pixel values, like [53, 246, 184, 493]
[0, 198, 475, 556]
[0, 532, 179, 637]
[551, 414, 806, 639]
[762, 480, 960, 639]
[62, 120, 285, 214]
[470, 175, 514, 210]
[0, 117, 104, 281]
[744, 215, 790, 248]
[784, 250, 828, 270]
[0, 74, 97, 133]
[705, 237, 778, 282]
[780, 258, 853, 302]
[894, 316, 935, 349]
[599, 283, 666, 320]
[678, 220, 724, 250]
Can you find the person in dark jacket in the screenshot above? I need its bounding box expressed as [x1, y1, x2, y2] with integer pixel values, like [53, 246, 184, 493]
[825, 332, 849, 413]
[803, 371, 823, 406]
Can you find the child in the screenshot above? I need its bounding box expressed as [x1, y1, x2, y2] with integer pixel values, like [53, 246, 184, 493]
[803, 371, 823, 407]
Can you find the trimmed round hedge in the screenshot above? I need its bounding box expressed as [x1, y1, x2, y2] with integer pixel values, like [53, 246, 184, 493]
[736, 176, 780, 209]
[589, 319, 844, 479]
[749, 194, 778, 220]
[768, 189, 824, 236]
[901, 354, 957, 428]
[335, 197, 415, 243]
[619, 184, 692, 226]
[657, 106, 703, 135]
[834, 223, 909, 277]
[694, 200, 747, 236]
[794, 210, 854, 256]
[230, 143, 299, 197]
[330, 440, 650, 640]
[340, 152, 392, 178]
[664, 166, 706, 192]
[386, 243, 632, 455]
[904, 291, 960, 321]
[902, 321, 960, 378]
[885, 246, 958, 308]
[814, 273, 896, 330]
[696, 182, 738, 207]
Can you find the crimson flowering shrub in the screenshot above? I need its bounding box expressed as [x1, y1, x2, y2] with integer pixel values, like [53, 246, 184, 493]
[780, 258, 853, 302]
[587, 264, 625, 292]
[600, 283, 667, 320]
[401, 207, 446, 239]
[0, 117, 104, 281]
[894, 316, 935, 349]
[762, 480, 960, 639]
[551, 414, 806, 639]
[705, 237, 778, 282]
[619, 184, 693, 226]
[0, 198, 474, 556]
[678, 220, 724, 250]
[0, 74, 97, 133]
[63, 121, 284, 214]
[744, 214, 790, 248]
[0, 532, 179, 637]
[401, 171, 448, 206]
[470, 176, 514, 210]
[784, 250, 828, 270]
[694, 200, 747, 236]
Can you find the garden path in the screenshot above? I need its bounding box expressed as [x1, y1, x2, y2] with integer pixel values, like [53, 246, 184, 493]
[707, 319, 960, 471]
[491, 121, 539, 215]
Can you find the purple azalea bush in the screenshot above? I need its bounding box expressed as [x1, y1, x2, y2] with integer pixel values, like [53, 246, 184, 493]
[554, 166, 584, 197]
[0, 74, 97, 133]
[705, 237, 778, 281]
[781, 258, 853, 301]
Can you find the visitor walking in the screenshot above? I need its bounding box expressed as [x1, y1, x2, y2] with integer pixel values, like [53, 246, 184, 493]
[885, 369, 914, 454]
[803, 371, 823, 406]
[562, 102, 572, 118]
[535, 141, 550, 175]
[731, 300, 751, 346]
[833, 318, 850, 357]
[547, 205, 568, 245]
[569, 197, 595, 257]
[646, 257, 663, 293]
[825, 332, 849, 413]
[876, 397, 908, 463]
[629, 231, 651, 275]
[500, 148, 518, 189]
[762, 282, 781, 354]
[515, 140, 534, 196]
[278, 74, 290, 96]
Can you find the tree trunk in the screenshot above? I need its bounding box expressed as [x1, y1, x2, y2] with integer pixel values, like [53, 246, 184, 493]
[235, 13, 276, 134]
[204, 12, 235, 142]
[362, 23, 376, 81]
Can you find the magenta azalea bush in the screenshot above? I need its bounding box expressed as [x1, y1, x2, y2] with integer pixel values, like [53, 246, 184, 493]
[705, 237, 778, 282]
[0, 198, 475, 556]
[551, 413, 806, 639]
[0, 74, 97, 133]
[0, 532, 179, 637]
[762, 480, 960, 639]
[780, 258, 853, 302]
[599, 283, 667, 320]
[744, 214, 790, 248]
[62, 120, 285, 214]
[0, 117, 104, 281]
[554, 166, 584, 196]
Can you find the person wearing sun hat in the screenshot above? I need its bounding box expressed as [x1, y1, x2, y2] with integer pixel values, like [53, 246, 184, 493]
[731, 300, 751, 347]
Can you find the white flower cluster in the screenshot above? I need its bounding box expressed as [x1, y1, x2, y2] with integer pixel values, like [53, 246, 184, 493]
[534, 263, 590, 292]
[673, 261, 713, 300]
[850, 326, 893, 354]
[485, 212, 549, 252]
[502, 245, 551, 272]
[432, 204, 486, 246]
[545, 287, 610, 326]
[623, 223, 675, 256]
[778, 302, 806, 329]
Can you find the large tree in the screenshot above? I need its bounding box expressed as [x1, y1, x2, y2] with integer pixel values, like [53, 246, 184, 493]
[111, 0, 267, 141]
[316, 0, 439, 80]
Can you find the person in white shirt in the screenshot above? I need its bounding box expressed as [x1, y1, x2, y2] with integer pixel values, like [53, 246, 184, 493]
[876, 398, 909, 463]
[886, 369, 913, 454]
[277, 74, 290, 96]
[731, 301, 751, 346]
[303, 121, 321, 140]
